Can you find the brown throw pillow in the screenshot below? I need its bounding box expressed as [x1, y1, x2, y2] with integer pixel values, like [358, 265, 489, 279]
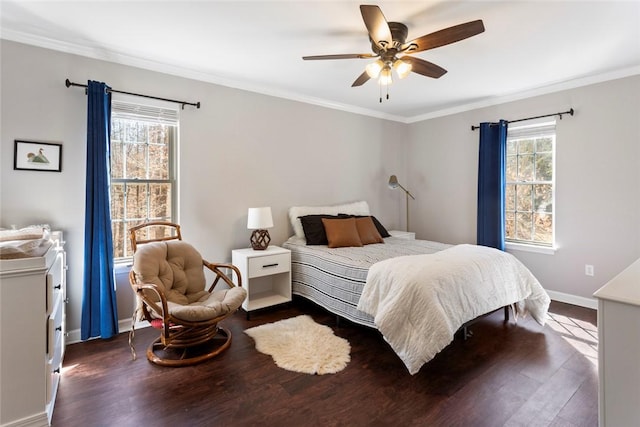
[355, 216, 384, 245]
[338, 214, 391, 237]
[299, 214, 342, 245]
[321, 217, 363, 248]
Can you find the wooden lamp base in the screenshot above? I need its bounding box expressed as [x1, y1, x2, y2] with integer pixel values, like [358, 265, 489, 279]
[250, 229, 271, 250]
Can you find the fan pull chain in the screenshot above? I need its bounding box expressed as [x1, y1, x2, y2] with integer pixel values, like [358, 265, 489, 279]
[379, 83, 391, 103]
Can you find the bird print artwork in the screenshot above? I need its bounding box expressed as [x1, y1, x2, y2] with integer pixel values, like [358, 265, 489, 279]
[26, 148, 49, 163]
[15, 141, 61, 172]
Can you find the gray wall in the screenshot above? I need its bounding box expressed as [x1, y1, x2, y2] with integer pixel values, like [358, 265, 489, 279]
[407, 75, 640, 304]
[2, 40, 639, 340]
[0, 40, 407, 339]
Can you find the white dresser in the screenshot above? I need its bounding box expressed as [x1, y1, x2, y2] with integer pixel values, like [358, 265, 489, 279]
[593, 258, 640, 427]
[0, 232, 66, 427]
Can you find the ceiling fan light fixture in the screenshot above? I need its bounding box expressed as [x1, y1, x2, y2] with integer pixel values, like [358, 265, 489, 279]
[302, 5, 486, 95]
[379, 66, 393, 86]
[365, 59, 384, 78]
[393, 59, 412, 79]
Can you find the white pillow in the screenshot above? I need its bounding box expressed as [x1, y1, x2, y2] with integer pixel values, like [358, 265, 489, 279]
[289, 201, 370, 238]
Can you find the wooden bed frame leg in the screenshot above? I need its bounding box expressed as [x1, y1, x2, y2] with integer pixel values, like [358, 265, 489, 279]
[504, 305, 510, 322]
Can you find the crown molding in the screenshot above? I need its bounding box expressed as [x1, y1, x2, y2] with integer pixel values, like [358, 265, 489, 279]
[2, 28, 637, 125]
[1, 29, 408, 123]
[406, 65, 640, 123]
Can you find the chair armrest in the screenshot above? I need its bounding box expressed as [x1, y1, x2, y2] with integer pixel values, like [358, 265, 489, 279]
[135, 284, 169, 316]
[131, 279, 172, 339]
[203, 261, 242, 292]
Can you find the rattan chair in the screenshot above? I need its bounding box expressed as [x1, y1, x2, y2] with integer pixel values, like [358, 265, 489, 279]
[128, 222, 246, 367]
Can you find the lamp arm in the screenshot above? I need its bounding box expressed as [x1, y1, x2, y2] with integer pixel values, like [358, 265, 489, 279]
[397, 183, 416, 200]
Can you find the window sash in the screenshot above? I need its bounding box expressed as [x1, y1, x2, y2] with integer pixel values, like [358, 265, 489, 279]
[110, 101, 177, 260]
[505, 121, 555, 247]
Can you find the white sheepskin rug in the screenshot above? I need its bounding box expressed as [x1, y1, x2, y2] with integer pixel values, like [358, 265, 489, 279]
[244, 315, 351, 375]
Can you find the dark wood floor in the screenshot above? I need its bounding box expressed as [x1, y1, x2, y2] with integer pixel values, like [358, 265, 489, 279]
[53, 299, 598, 426]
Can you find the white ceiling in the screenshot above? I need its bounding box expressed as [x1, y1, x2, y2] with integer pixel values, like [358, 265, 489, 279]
[2, 1, 639, 122]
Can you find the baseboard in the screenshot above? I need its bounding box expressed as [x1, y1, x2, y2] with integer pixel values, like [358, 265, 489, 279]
[66, 318, 150, 345]
[547, 290, 598, 310]
[2, 411, 48, 427]
[66, 290, 595, 344]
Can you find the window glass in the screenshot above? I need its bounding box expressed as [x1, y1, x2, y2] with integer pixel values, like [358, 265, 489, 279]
[110, 100, 178, 259]
[505, 121, 555, 247]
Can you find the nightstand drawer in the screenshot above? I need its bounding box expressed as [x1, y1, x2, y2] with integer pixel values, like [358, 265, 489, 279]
[248, 252, 290, 278]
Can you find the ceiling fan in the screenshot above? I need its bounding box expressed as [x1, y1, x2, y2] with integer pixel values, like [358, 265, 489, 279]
[303, 5, 485, 98]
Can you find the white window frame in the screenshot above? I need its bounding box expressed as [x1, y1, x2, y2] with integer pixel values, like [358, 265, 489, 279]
[110, 95, 179, 261]
[505, 119, 556, 254]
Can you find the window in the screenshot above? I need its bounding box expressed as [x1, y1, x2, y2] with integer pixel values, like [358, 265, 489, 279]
[505, 120, 555, 247]
[110, 100, 178, 259]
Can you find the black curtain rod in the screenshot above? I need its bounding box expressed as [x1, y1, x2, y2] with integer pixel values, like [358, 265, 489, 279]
[65, 79, 200, 109]
[470, 108, 574, 131]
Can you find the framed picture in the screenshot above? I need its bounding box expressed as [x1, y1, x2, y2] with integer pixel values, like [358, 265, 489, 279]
[14, 140, 62, 172]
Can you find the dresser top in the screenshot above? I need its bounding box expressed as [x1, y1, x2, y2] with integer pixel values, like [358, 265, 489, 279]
[0, 232, 63, 273]
[593, 258, 640, 307]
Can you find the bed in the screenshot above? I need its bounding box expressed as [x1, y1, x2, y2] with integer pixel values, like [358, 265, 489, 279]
[282, 201, 551, 374]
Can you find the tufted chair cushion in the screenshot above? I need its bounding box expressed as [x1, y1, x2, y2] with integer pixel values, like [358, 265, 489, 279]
[132, 240, 246, 322]
[167, 288, 247, 322]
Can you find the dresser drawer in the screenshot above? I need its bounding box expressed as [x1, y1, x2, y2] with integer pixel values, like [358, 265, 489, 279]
[248, 252, 290, 279]
[47, 298, 64, 359]
[46, 252, 64, 314]
[46, 356, 62, 405]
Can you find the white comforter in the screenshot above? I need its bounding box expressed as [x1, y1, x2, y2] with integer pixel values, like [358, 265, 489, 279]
[357, 244, 550, 375]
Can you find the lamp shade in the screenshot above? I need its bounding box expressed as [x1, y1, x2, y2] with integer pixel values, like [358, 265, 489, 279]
[365, 59, 384, 78]
[247, 207, 273, 230]
[393, 59, 412, 79]
[387, 175, 415, 232]
[388, 175, 399, 189]
[378, 66, 393, 86]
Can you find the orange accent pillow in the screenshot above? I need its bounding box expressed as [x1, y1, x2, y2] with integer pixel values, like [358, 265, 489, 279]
[321, 217, 363, 248]
[355, 216, 384, 245]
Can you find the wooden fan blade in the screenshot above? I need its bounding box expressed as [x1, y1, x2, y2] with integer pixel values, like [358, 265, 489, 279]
[302, 53, 376, 60]
[351, 71, 371, 87]
[402, 56, 447, 79]
[360, 5, 392, 50]
[402, 20, 485, 53]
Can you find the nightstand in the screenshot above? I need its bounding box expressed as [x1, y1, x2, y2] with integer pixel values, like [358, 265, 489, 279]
[388, 230, 416, 240]
[231, 245, 291, 318]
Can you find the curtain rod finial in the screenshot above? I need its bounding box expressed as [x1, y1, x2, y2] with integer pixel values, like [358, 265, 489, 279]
[65, 78, 71, 88]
